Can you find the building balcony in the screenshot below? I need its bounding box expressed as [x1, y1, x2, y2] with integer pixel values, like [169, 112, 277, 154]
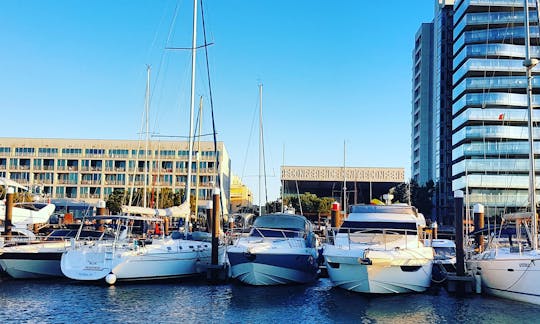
[81, 180, 101, 185]
[57, 180, 78, 185]
[0, 165, 6, 170]
[34, 179, 53, 185]
[105, 180, 125, 185]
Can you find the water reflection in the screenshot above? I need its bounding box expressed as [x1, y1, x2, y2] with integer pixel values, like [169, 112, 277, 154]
[2, 278, 540, 323]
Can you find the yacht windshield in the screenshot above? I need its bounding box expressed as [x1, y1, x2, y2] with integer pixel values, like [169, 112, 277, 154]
[251, 215, 306, 238]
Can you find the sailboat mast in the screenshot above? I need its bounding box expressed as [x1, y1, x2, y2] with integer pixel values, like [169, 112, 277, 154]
[343, 140, 347, 216]
[144, 65, 151, 208]
[524, 0, 539, 250]
[195, 96, 203, 220]
[259, 83, 264, 216]
[185, 0, 199, 230]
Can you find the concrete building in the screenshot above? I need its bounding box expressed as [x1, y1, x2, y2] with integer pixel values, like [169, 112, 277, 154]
[281, 166, 405, 207]
[230, 174, 253, 213]
[0, 137, 231, 214]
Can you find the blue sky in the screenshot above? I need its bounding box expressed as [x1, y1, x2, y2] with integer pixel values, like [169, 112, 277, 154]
[0, 0, 435, 203]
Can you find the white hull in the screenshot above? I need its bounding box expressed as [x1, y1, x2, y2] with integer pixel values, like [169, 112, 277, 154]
[61, 239, 216, 282]
[325, 254, 432, 293]
[0, 258, 62, 278]
[469, 251, 540, 305]
[324, 245, 433, 294]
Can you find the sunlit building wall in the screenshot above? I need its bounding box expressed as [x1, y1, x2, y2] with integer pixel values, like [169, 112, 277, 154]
[0, 137, 231, 214]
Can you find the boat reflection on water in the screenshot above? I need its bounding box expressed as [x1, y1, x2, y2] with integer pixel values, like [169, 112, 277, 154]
[2, 278, 540, 322]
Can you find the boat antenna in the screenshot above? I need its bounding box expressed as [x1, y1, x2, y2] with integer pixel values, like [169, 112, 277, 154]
[524, 0, 539, 250]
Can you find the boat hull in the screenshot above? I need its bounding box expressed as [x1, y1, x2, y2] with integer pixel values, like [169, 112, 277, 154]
[470, 255, 540, 305]
[324, 251, 433, 294]
[61, 240, 213, 282]
[0, 252, 63, 278]
[227, 251, 319, 285]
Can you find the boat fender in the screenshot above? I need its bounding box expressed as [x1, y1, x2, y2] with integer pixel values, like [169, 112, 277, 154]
[105, 273, 117, 285]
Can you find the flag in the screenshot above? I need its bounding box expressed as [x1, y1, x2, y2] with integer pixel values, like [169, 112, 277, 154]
[498, 113, 505, 120]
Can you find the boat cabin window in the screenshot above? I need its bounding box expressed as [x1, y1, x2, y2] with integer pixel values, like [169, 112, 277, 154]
[434, 247, 455, 260]
[338, 221, 417, 234]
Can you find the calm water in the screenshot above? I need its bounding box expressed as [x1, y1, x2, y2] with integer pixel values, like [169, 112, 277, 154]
[1, 277, 540, 323]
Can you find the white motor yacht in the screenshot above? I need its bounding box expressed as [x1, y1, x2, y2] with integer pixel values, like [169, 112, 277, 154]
[227, 213, 319, 285]
[323, 204, 433, 294]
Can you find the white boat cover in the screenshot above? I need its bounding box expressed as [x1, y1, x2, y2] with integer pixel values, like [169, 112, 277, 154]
[121, 201, 190, 218]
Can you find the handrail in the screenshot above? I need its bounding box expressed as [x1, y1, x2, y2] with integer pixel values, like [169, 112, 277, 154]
[332, 226, 421, 250]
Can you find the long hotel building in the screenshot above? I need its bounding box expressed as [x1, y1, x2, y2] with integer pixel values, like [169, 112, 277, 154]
[0, 137, 231, 213]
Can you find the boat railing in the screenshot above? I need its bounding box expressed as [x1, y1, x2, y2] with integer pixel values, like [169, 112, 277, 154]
[330, 227, 420, 250]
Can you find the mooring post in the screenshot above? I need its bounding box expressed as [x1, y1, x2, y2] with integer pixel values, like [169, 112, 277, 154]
[4, 187, 14, 238]
[211, 188, 220, 268]
[454, 190, 465, 277]
[96, 200, 107, 231]
[473, 203, 485, 253]
[206, 201, 213, 234]
[331, 201, 341, 228]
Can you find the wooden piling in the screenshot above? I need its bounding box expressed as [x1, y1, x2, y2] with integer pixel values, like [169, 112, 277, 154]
[330, 202, 341, 228]
[4, 187, 14, 238]
[473, 204, 485, 252]
[211, 188, 220, 267]
[454, 190, 465, 277]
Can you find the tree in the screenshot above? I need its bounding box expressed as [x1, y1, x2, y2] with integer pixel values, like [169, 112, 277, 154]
[106, 189, 125, 215]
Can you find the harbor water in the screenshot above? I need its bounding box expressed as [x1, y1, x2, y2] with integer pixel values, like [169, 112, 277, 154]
[2, 277, 540, 323]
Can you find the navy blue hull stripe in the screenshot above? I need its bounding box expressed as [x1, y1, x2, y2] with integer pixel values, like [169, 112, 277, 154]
[0, 252, 62, 261]
[227, 252, 318, 274]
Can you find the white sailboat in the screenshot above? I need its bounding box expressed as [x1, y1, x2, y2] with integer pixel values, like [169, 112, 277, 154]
[467, 0, 540, 304]
[60, 0, 221, 284]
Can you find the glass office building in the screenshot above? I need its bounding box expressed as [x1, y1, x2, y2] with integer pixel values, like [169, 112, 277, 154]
[412, 1, 454, 224]
[452, 0, 540, 213]
[412, 23, 434, 186]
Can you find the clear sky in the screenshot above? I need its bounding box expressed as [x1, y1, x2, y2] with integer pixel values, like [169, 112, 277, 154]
[0, 0, 436, 204]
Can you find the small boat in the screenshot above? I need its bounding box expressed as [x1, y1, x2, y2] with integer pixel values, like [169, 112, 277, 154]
[0, 226, 114, 279]
[60, 215, 220, 284]
[323, 204, 433, 294]
[227, 213, 320, 285]
[426, 238, 456, 284]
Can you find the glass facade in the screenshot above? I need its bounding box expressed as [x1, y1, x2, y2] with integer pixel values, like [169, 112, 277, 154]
[452, 0, 539, 214]
[411, 23, 434, 185]
[411, 1, 454, 224]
